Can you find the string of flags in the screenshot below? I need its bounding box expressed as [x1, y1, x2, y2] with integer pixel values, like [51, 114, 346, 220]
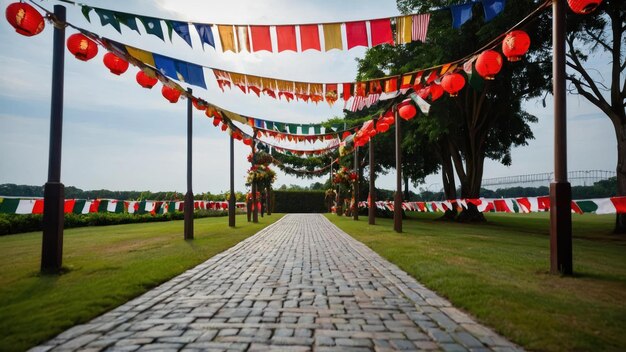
[0, 197, 246, 215]
[53, 0, 506, 54]
[3, 195, 625, 215]
[357, 196, 626, 215]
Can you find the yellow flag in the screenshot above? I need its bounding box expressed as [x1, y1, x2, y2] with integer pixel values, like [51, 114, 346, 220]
[396, 16, 412, 45]
[218, 25, 236, 52]
[323, 23, 343, 51]
[125, 46, 155, 66]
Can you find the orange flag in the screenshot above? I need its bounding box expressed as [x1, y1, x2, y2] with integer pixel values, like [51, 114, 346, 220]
[218, 25, 236, 52]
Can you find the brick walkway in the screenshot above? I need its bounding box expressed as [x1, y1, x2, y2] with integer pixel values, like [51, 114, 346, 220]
[32, 214, 521, 352]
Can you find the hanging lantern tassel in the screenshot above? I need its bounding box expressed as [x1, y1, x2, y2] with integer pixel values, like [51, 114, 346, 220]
[136, 70, 158, 89]
[567, 0, 603, 14]
[5, 2, 45, 37]
[441, 73, 466, 97]
[103, 52, 129, 75]
[475, 50, 503, 80]
[398, 99, 417, 121]
[502, 30, 531, 62]
[162, 85, 181, 103]
[67, 33, 98, 61]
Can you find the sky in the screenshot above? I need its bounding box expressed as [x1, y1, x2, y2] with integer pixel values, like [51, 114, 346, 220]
[0, 0, 618, 196]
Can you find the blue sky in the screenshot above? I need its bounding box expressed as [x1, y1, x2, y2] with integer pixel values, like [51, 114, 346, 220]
[0, 0, 617, 195]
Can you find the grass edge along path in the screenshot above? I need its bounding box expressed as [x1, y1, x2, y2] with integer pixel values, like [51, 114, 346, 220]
[326, 212, 626, 352]
[0, 214, 283, 352]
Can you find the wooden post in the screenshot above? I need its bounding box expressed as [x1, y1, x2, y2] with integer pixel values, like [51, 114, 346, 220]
[184, 88, 194, 240]
[228, 133, 235, 227]
[369, 138, 376, 225]
[251, 133, 258, 223]
[41, 5, 66, 274]
[394, 109, 403, 233]
[266, 186, 272, 215]
[353, 146, 359, 220]
[550, 0, 572, 275]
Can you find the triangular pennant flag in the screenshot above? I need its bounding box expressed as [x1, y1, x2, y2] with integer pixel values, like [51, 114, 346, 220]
[139, 16, 165, 41]
[409, 92, 430, 115]
[95, 8, 121, 33]
[451, 3, 474, 29]
[171, 21, 192, 47]
[163, 20, 174, 41]
[115, 12, 140, 34]
[81, 6, 92, 22]
[194, 24, 215, 49]
[482, 0, 506, 22]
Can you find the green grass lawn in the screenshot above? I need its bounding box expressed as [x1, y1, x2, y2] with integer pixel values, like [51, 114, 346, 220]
[0, 214, 283, 352]
[326, 212, 626, 352]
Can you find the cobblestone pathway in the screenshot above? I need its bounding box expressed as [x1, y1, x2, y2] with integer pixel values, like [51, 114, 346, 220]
[32, 214, 521, 352]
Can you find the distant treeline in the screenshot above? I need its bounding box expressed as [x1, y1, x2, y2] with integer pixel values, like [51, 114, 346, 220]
[0, 184, 247, 202]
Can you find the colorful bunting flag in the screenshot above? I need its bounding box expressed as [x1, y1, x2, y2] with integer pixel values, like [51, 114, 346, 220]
[138, 16, 165, 41]
[171, 21, 192, 47]
[276, 25, 297, 52]
[346, 21, 368, 49]
[451, 3, 474, 29]
[218, 25, 236, 52]
[250, 25, 272, 52]
[95, 8, 121, 33]
[396, 15, 412, 45]
[412, 14, 430, 42]
[300, 24, 321, 51]
[323, 23, 343, 51]
[194, 23, 215, 49]
[370, 19, 394, 47]
[482, 0, 506, 22]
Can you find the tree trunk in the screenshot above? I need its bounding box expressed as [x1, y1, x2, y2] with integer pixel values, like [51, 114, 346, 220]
[439, 140, 457, 221]
[615, 123, 626, 233]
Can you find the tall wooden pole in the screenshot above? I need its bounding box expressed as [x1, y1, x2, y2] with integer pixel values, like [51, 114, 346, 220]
[41, 5, 66, 273]
[550, 0, 572, 275]
[184, 88, 194, 240]
[353, 146, 359, 220]
[228, 133, 235, 227]
[251, 133, 259, 223]
[394, 109, 403, 233]
[266, 186, 272, 215]
[369, 138, 376, 225]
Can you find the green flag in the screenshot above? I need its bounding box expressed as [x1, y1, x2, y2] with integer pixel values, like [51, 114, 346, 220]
[0, 198, 19, 214]
[288, 124, 298, 134]
[138, 16, 165, 41]
[576, 200, 598, 213]
[115, 12, 140, 34]
[95, 8, 121, 33]
[81, 6, 92, 22]
[301, 124, 311, 134]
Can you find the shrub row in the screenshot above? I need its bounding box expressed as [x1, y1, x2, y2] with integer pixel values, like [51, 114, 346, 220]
[272, 190, 327, 213]
[0, 210, 235, 236]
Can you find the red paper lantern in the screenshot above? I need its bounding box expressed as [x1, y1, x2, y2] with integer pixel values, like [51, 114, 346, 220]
[135, 70, 158, 89]
[376, 121, 390, 133]
[192, 99, 207, 111]
[221, 122, 228, 131]
[429, 84, 444, 101]
[502, 30, 531, 62]
[103, 52, 129, 75]
[5, 2, 44, 36]
[243, 138, 252, 146]
[213, 117, 222, 127]
[161, 85, 181, 103]
[368, 129, 377, 138]
[475, 50, 503, 80]
[398, 99, 417, 120]
[441, 73, 466, 97]
[567, 0, 602, 14]
[67, 33, 98, 61]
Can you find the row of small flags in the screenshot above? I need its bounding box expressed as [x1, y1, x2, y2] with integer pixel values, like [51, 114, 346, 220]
[358, 196, 626, 215]
[0, 197, 246, 215]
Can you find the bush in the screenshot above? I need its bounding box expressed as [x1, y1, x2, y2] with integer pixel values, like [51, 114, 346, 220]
[0, 210, 233, 236]
[272, 190, 326, 213]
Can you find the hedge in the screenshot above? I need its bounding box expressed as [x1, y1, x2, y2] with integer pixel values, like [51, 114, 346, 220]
[0, 210, 236, 236]
[272, 190, 326, 213]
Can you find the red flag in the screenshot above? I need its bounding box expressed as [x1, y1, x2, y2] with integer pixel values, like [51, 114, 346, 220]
[250, 25, 272, 52]
[342, 83, 352, 101]
[276, 25, 297, 52]
[64, 199, 75, 214]
[300, 24, 320, 51]
[346, 21, 368, 49]
[370, 19, 394, 46]
[611, 197, 626, 213]
[32, 199, 44, 214]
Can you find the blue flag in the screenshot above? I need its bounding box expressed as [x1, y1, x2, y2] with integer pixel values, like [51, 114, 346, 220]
[172, 21, 192, 47]
[451, 3, 474, 29]
[194, 24, 215, 49]
[482, 0, 506, 22]
[154, 54, 206, 89]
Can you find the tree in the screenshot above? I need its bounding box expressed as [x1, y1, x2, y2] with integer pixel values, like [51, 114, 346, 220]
[564, 0, 625, 232]
[357, 0, 552, 220]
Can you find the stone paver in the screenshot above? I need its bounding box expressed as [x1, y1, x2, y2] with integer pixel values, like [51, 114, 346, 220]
[32, 214, 522, 352]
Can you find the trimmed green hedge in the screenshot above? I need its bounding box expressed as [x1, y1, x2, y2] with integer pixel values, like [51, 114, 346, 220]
[272, 190, 326, 213]
[0, 210, 235, 236]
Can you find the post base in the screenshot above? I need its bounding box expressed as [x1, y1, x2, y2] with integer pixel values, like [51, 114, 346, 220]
[41, 182, 65, 274]
[184, 192, 194, 240]
[550, 182, 572, 275]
